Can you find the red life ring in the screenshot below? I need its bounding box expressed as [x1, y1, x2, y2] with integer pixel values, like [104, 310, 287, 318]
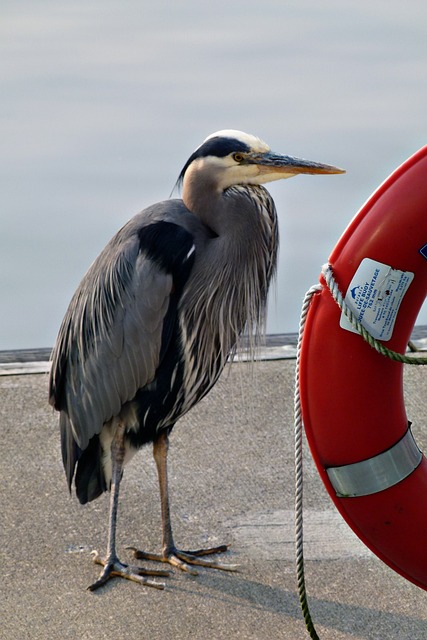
[299, 146, 427, 590]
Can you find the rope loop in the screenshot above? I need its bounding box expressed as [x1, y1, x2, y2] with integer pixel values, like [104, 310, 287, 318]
[322, 264, 427, 365]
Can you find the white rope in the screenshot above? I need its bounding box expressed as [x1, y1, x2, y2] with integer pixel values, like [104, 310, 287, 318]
[294, 283, 322, 640]
[294, 263, 425, 638]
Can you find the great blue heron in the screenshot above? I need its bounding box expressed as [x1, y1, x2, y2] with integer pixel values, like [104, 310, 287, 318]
[49, 130, 344, 590]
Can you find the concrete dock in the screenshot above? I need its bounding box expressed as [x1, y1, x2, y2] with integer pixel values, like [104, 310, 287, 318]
[1, 342, 427, 640]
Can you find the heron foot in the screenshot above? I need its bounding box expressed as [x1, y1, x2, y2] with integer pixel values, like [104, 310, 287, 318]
[88, 550, 171, 591]
[127, 544, 239, 576]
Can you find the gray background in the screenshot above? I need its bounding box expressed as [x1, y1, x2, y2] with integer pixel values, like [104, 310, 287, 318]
[1, 0, 426, 349]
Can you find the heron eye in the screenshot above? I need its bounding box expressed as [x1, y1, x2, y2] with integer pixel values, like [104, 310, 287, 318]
[233, 153, 244, 163]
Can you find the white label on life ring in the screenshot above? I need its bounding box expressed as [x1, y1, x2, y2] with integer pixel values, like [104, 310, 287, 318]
[340, 258, 414, 341]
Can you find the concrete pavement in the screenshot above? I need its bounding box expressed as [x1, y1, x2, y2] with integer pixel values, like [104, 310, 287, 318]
[1, 357, 427, 639]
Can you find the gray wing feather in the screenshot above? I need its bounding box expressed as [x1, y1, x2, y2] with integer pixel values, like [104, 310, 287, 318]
[50, 230, 173, 451]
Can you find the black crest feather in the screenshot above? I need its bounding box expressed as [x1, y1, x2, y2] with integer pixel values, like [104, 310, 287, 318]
[176, 136, 250, 189]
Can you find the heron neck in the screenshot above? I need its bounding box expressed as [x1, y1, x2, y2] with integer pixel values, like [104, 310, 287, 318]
[183, 182, 267, 247]
[182, 174, 224, 235]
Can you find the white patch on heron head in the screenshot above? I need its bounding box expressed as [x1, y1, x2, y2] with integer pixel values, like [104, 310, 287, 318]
[203, 130, 270, 154]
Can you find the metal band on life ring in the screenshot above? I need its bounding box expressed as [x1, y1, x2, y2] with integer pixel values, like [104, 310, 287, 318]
[326, 426, 422, 498]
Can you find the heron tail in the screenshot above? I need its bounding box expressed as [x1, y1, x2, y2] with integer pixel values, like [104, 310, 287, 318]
[60, 413, 107, 504]
[74, 434, 107, 504]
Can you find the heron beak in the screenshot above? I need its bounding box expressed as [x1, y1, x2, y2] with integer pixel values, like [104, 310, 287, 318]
[253, 151, 345, 177]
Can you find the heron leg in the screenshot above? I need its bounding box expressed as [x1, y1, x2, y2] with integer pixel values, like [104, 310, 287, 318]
[88, 419, 170, 591]
[128, 430, 238, 574]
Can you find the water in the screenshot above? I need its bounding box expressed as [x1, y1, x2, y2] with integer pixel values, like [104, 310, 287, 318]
[1, 0, 426, 350]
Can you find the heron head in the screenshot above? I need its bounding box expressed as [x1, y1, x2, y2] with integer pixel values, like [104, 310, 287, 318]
[178, 130, 345, 194]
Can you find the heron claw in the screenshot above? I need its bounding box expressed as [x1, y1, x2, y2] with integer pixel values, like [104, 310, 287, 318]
[88, 550, 168, 591]
[127, 544, 239, 575]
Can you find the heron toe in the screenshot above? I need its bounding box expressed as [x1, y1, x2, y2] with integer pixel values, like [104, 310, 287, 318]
[88, 551, 170, 591]
[128, 544, 239, 575]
